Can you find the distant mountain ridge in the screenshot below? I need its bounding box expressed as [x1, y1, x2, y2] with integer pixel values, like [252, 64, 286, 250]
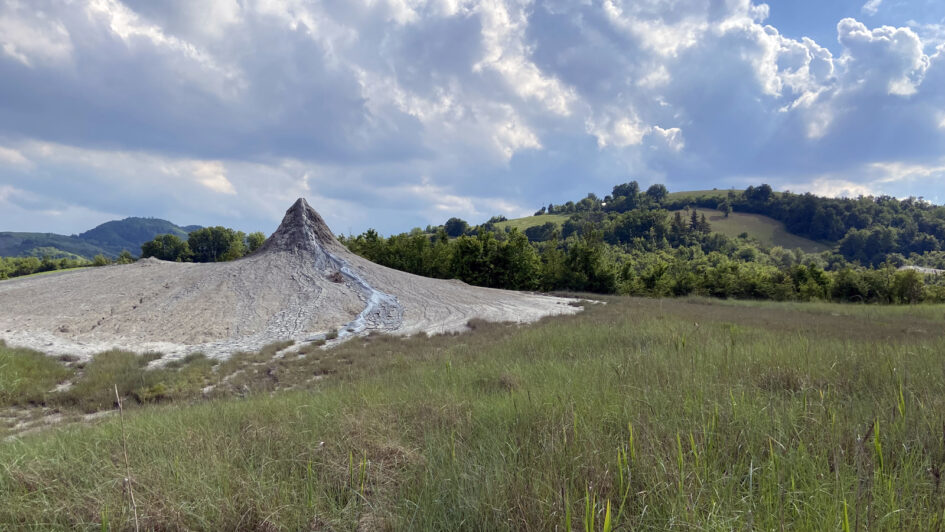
[0, 217, 199, 259]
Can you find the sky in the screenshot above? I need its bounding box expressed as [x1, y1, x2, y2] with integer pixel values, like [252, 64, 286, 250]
[1, 0, 944, 236]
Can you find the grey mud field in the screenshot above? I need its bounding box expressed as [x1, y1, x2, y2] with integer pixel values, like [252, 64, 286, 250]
[0, 199, 579, 362]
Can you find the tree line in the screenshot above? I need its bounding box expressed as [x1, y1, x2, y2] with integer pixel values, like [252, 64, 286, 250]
[517, 181, 945, 270]
[1, 226, 266, 280]
[140, 227, 266, 262]
[340, 228, 618, 294]
[0, 252, 135, 280]
[341, 226, 945, 304]
[341, 182, 945, 304]
[663, 185, 945, 266]
[7, 182, 943, 303]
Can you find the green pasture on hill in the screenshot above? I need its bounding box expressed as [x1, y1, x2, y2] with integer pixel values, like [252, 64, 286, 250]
[492, 196, 829, 254]
[674, 208, 831, 253]
[667, 189, 731, 201]
[492, 213, 570, 232]
[2, 297, 945, 529]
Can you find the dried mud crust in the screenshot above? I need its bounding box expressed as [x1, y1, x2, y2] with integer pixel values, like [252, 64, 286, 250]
[0, 199, 579, 361]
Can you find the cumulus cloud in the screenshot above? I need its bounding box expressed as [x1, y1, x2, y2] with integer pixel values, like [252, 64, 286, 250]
[0, 0, 943, 235]
[474, 1, 575, 115]
[836, 18, 928, 96]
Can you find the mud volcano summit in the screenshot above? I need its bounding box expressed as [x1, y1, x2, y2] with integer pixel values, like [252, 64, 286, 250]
[0, 199, 578, 361]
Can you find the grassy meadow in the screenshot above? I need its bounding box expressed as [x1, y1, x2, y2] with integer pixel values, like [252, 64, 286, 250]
[672, 208, 830, 253]
[493, 213, 570, 233]
[2, 297, 945, 529]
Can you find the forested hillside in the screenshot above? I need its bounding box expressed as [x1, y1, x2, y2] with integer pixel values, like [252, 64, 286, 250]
[341, 182, 945, 303]
[0, 218, 210, 280]
[0, 217, 198, 260]
[77, 217, 191, 256]
[0, 232, 109, 259]
[665, 185, 945, 265]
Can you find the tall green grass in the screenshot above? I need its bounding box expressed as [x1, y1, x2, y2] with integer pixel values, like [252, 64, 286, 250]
[0, 341, 73, 407]
[1, 298, 945, 529]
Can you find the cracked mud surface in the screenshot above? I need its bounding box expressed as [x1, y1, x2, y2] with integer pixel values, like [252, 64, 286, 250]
[0, 199, 578, 361]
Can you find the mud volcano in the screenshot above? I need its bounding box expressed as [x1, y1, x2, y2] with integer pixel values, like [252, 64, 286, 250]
[0, 199, 578, 360]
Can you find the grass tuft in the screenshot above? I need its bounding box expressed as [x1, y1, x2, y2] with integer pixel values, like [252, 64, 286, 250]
[0, 342, 73, 407]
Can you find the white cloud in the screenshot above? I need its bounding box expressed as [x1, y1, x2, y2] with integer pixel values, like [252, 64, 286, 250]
[190, 161, 235, 194]
[803, 178, 878, 198]
[602, 0, 703, 58]
[85, 0, 243, 98]
[837, 18, 928, 96]
[0, 146, 30, 166]
[492, 116, 542, 161]
[637, 65, 671, 88]
[868, 160, 945, 184]
[586, 114, 648, 148]
[907, 21, 945, 50]
[861, 0, 882, 16]
[184, 0, 242, 39]
[0, 1, 944, 235]
[0, 4, 73, 67]
[399, 177, 528, 221]
[783, 159, 945, 202]
[651, 126, 684, 151]
[474, 1, 575, 115]
[585, 113, 685, 152]
[611, 118, 649, 147]
[9, 142, 245, 207]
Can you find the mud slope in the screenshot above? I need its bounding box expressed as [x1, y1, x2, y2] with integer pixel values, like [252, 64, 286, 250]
[0, 199, 578, 360]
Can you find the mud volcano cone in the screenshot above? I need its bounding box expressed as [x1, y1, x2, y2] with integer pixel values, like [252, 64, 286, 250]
[0, 198, 579, 361]
[256, 198, 345, 258]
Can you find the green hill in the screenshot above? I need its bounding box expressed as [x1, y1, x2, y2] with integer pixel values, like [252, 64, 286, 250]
[672, 208, 830, 253]
[79, 217, 191, 256]
[0, 232, 109, 259]
[493, 200, 827, 253]
[0, 218, 197, 259]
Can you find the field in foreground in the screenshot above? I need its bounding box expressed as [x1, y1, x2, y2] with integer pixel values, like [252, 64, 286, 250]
[2, 298, 945, 529]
